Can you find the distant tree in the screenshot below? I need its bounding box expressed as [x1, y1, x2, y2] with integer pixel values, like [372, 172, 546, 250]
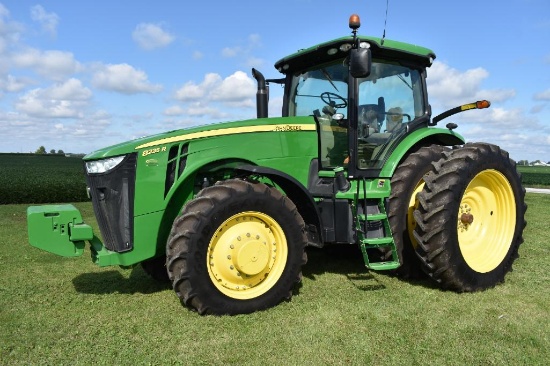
[35, 146, 46, 154]
[57, 149, 64, 154]
[50, 149, 56, 154]
[518, 160, 529, 166]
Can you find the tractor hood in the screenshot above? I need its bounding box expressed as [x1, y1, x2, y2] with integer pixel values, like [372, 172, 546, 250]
[84, 116, 316, 160]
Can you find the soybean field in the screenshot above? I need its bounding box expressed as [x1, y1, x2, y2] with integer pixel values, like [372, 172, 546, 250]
[517, 165, 550, 188]
[1, 154, 549, 205]
[0, 153, 87, 204]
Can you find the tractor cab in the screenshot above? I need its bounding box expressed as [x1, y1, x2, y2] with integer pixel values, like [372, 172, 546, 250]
[287, 59, 426, 173]
[266, 14, 436, 178]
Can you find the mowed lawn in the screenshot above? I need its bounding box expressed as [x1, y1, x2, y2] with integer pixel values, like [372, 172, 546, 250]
[0, 194, 548, 365]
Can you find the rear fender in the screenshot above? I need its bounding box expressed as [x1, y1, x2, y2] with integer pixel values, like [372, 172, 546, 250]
[379, 128, 465, 177]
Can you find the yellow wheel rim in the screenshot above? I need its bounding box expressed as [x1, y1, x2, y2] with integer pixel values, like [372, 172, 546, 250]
[407, 179, 425, 249]
[457, 169, 516, 273]
[207, 211, 288, 300]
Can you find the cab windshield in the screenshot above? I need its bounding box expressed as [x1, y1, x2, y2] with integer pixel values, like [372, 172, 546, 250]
[289, 60, 425, 169]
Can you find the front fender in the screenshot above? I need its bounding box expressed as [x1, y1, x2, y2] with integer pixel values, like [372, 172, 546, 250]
[235, 164, 324, 246]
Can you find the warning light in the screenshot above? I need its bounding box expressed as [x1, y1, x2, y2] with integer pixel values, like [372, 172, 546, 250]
[349, 14, 361, 30]
[476, 100, 491, 109]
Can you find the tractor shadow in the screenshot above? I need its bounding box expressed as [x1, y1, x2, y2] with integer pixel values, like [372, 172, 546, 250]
[303, 245, 436, 292]
[72, 266, 171, 295]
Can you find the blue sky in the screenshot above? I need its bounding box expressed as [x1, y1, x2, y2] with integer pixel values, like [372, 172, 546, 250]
[0, 0, 549, 162]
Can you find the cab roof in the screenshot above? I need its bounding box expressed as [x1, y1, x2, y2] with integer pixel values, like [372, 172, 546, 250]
[274, 35, 436, 74]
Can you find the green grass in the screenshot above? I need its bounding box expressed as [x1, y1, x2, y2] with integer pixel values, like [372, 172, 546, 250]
[1, 195, 549, 365]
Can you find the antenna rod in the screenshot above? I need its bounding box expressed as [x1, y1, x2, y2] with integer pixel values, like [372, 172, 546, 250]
[381, 0, 389, 45]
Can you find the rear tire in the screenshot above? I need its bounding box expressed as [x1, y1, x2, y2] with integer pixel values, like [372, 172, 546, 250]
[413, 143, 526, 291]
[166, 179, 308, 315]
[388, 145, 448, 278]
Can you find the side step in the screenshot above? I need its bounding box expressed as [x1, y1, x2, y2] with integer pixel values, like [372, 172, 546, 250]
[357, 199, 400, 271]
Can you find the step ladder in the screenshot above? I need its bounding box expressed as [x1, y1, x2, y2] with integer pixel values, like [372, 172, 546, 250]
[357, 198, 400, 270]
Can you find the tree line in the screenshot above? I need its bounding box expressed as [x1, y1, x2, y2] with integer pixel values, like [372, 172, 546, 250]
[517, 160, 550, 166]
[34, 146, 64, 155]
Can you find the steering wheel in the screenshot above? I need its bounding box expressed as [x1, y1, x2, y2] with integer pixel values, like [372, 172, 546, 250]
[320, 92, 347, 109]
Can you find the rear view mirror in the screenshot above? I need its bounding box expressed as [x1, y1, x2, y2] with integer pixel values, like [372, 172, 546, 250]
[350, 48, 371, 78]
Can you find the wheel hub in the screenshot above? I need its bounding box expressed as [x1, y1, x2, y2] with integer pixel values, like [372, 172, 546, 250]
[235, 238, 270, 275]
[460, 213, 474, 225]
[457, 169, 516, 273]
[458, 204, 473, 232]
[206, 211, 288, 300]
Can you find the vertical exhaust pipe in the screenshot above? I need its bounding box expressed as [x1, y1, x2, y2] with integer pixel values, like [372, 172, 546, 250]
[252, 68, 268, 118]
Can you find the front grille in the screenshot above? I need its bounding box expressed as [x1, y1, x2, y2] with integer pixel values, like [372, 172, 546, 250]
[85, 153, 137, 252]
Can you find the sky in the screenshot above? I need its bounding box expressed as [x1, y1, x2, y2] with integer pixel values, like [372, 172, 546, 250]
[0, 0, 549, 162]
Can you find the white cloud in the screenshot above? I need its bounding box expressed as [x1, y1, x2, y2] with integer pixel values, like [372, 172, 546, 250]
[221, 34, 262, 61]
[0, 5, 24, 55]
[132, 23, 174, 50]
[428, 61, 515, 109]
[11, 48, 81, 81]
[30, 5, 59, 37]
[15, 78, 92, 118]
[0, 4, 9, 18]
[170, 71, 256, 121]
[174, 73, 222, 101]
[184, 102, 227, 118]
[425, 61, 550, 162]
[92, 63, 162, 94]
[192, 51, 203, 60]
[46, 78, 92, 100]
[163, 105, 185, 116]
[530, 104, 546, 114]
[248, 34, 261, 47]
[222, 46, 240, 58]
[210, 71, 255, 104]
[174, 71, 255, 108]
[245, 56, 265, 69]
[534, 89, 550, 101]
[0, 74, 30, 92]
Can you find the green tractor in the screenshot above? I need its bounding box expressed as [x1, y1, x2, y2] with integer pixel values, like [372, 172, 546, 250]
[27, 14, 526, 315]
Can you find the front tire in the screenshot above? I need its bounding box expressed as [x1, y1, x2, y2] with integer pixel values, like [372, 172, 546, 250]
[413, 143, 526, 291]
[166, 179, 308, 315]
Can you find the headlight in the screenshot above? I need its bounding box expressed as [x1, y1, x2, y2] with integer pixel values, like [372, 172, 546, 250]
[85, 155, 125, 174]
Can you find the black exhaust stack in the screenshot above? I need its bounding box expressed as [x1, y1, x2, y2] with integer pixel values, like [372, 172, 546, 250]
[252, 68, 268, 118]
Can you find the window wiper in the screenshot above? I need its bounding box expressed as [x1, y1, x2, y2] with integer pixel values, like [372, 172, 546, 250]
[397, 74, 412, 90]
[321, 68, 339, 92]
